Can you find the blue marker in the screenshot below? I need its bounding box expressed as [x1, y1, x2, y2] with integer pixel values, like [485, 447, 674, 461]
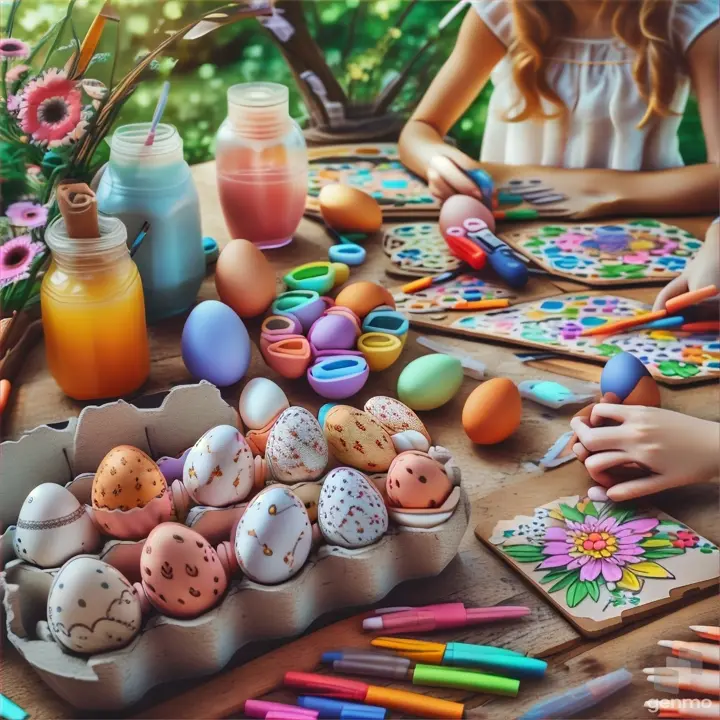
[297, 696, 387, 720]
[0, 694, 28, 720]
[633, 315, 685, 331]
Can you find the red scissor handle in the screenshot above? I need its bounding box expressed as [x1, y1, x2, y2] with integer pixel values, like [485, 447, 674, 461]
[443, 226, 487, 270]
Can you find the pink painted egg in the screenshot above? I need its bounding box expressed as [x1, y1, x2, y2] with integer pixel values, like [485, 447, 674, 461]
[139, 523, 227, 618]
[363, 396, 431, 442]
[386, 451, 453, 509]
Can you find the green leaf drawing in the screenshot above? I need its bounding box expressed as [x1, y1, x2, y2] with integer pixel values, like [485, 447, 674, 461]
[503, 545, 546, 562]
[658, 360, 700, 379]
[566, 580, 589, 608]
[559, 503, 585, 523]
[608, 507, 636, 524]
[640, 538, 673, 548]
[595, 344, 624, 358]
[583, 501, 599, 518]
[642, 548, 686, 560]
[540, 569, 575, 585]
[549, 572, 580, 594]
[586, 579, 600, 602]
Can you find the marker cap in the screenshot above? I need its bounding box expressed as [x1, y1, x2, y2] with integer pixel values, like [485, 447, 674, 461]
[297, 696, 387, 720]
[412, 664, 520, 697]
[444, 642, 547, 679]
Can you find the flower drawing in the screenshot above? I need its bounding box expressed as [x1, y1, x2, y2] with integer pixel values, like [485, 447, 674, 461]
[5, 63, 30, 83]
[13, 68, 90, 147]
[5, 201, 48, 229]
[0, 235, 45, 287]
[0, 38, 31, 59]
[499, 498, 716, 610]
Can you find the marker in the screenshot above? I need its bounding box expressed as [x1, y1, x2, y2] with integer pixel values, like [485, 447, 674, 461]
[645, 699, 720, 718]
[129, 221, 150, 258]
[297, 697, 387, 720]
[691, 626, 720, 641]
[244, 700, 318, 719]
[451, 299, 510, 311]
[518, 668, 632, 719]
[644, 668, 720, 696]
[363, 602, 531, 634]
[284, 672, 465, 719]
[401, 268, 465, 294]
[369, 638, 546, 680]
[493, 208, 541, 221]
[659, 640, 720, 665]
[0, 695, 28, 720]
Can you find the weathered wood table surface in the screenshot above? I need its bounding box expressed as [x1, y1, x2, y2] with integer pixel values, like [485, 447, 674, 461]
[3, 163, 718, 719]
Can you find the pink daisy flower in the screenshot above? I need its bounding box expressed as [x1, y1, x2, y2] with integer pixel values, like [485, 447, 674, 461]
[16, 68, 89, 147]
[0, 235, 45, 288]
[0, 38, 30, 60]
[5, 201, 48, 229]
[6, 94, 20, 112]
[6, 63, 30, 83]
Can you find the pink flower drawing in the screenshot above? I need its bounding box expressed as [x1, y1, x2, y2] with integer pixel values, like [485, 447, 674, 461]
[5, 201, 48, 229]
[5, 63, 30, 83]
[0, 235, 45, 287]
[0, 38, 30, 59]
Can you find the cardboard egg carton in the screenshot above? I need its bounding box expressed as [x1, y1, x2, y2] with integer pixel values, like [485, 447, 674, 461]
[0, 382, 470, 711]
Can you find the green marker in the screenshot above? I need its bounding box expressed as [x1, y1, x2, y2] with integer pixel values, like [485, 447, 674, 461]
[412, 663, 520, 696]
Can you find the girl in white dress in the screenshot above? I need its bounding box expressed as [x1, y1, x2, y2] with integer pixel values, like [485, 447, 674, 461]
[399, 0, 719, 218]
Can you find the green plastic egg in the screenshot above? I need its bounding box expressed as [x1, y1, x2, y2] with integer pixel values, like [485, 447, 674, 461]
[397, 354, 464, 410]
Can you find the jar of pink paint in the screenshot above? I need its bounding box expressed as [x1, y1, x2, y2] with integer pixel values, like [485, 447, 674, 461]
[216, 83, 307, 250]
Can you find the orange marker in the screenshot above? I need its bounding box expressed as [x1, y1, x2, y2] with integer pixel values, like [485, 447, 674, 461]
[579, 285, 718, 338]
[452, 299, 510, 311]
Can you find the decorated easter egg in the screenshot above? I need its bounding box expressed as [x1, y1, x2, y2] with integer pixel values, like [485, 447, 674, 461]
[391, 430, 431, 453]
[318, 402, 339, 429]
[318, 467, 388, 548]
[308, 313, 358, 352]
[215, 239, 276, 318]
[15, 484, 100, 568]
[334, 281, 395, 319]
[234, 485, 312, 584]
[47, 557, 142, 654]
[323, 405, 396, 472]
[140, 523, 227, 618]
[266, 407, 329, 483]
[239, 377, 289, 430]
[93, 446, 166, 511]
[184, 425, 256, 506]
[397, 354, 464, 410]
[364, 396, 431, 442]
[319, 184, 382, 233]
[291, 481, 323, 523]
[600, 352, 661, 407]
[182, 300, 251, 387]
[386, 451, 453, 509]
[462, 378, 522, 444]
[439, 194, 496, 236]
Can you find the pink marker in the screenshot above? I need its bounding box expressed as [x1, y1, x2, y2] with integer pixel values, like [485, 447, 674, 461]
[244, 699, 318, 719]
[363, 602, 530, 633]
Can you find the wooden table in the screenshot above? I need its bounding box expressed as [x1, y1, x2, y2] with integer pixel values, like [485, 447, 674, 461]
[3, 163, 718, 719]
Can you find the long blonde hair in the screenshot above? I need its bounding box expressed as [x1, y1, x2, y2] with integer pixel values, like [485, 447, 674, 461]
[506, 0, 683, 128]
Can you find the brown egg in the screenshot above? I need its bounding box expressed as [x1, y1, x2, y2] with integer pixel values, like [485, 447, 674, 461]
[462, 378, 522, 445]
[215, 239, 276, 318]
[92, 446, 166, 511]
[319, 184, 382, 233]
[334, 281, 395, 319]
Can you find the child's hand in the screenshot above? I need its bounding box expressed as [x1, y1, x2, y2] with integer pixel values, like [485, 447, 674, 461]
[570, 404, 719, 501]
[427, 155, 485, 202]
[653, 221, 720, 311]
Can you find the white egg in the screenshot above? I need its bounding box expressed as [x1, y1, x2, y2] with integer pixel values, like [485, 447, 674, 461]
[14, 483, 100, 568]
[47, 556, 142, 654]
[183, 425, 256, 507]
[391, 430, 431, 453]
[239, 378, 289, 430]
[266, 407, 328, 483]
[234, 486, 312, 584]
[318, 468, 388, 549]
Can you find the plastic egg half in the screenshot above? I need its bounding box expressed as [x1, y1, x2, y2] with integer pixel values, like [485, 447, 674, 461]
[600, 352, 660, 407]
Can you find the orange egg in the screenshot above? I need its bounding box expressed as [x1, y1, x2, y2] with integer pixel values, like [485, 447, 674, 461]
[92, 446, 166, 511]
[215, 239, 277, 318]
[462, 378, 522, 445]
[319, 184, 382, 233]
[334, 281, 395, 319]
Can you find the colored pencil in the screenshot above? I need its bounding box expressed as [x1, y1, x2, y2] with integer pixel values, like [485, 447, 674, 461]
[691, 626, 720, 642]
[645, 700, 720, 718]
[401, 269, 464, 294]
[658, 640, 720, 665]
[643, 667, 720, 696]
[580, 285, 718, 337]
[451, 299, 510, 311]
[130, 222, 150, 257]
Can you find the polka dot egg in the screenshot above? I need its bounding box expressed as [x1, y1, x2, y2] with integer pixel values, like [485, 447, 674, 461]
[386, 451, 452, 509]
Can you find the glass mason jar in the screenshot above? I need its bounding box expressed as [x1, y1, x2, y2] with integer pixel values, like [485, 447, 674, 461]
[96, 123, 205, 323]
[41, 214, 150, 400]
[216, 82, 308, 250]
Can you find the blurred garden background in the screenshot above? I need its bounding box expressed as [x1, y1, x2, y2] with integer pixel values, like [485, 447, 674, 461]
[3, 0, 708, 166]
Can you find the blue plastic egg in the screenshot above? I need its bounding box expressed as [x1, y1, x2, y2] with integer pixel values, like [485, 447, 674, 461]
[181, 300, 251, 387]
[600, 352, 660, 406]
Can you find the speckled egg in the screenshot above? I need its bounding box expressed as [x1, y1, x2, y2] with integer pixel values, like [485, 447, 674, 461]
[364, 396, 431, 442]
[234, 485, 312, 584]
[47, 557, 141, 654]
[239, 377, 289, 431]
[291, 481, 323, 523]
[265, 407, 328, 483]
[318, 467, 388, 548]
[323, 405, 396, 472]
[183, 425, 256, 506]
[140, 523, 227, 618]
[600, 351, 661, 407]
[93, 445, 166, 511]
[386, 451, 453, 509]
[15, 484, 101, 568]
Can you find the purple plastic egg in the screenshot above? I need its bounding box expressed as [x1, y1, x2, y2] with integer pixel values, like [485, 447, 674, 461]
[307, 355, 369, 400]
[181, 300, 251, 387]
[308, 313, 357, 352]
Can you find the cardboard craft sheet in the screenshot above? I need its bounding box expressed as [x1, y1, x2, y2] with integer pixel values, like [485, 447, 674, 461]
[500, 220, 702, 286]
[391, 290, 720, 386]
[475, 465, 720, 637]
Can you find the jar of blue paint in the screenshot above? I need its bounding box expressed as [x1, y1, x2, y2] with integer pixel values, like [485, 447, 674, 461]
[96, 123, 205, 323]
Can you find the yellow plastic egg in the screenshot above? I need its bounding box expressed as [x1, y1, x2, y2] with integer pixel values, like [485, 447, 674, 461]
[462, 378, 522, 445]
[319, 184, 382, 233]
